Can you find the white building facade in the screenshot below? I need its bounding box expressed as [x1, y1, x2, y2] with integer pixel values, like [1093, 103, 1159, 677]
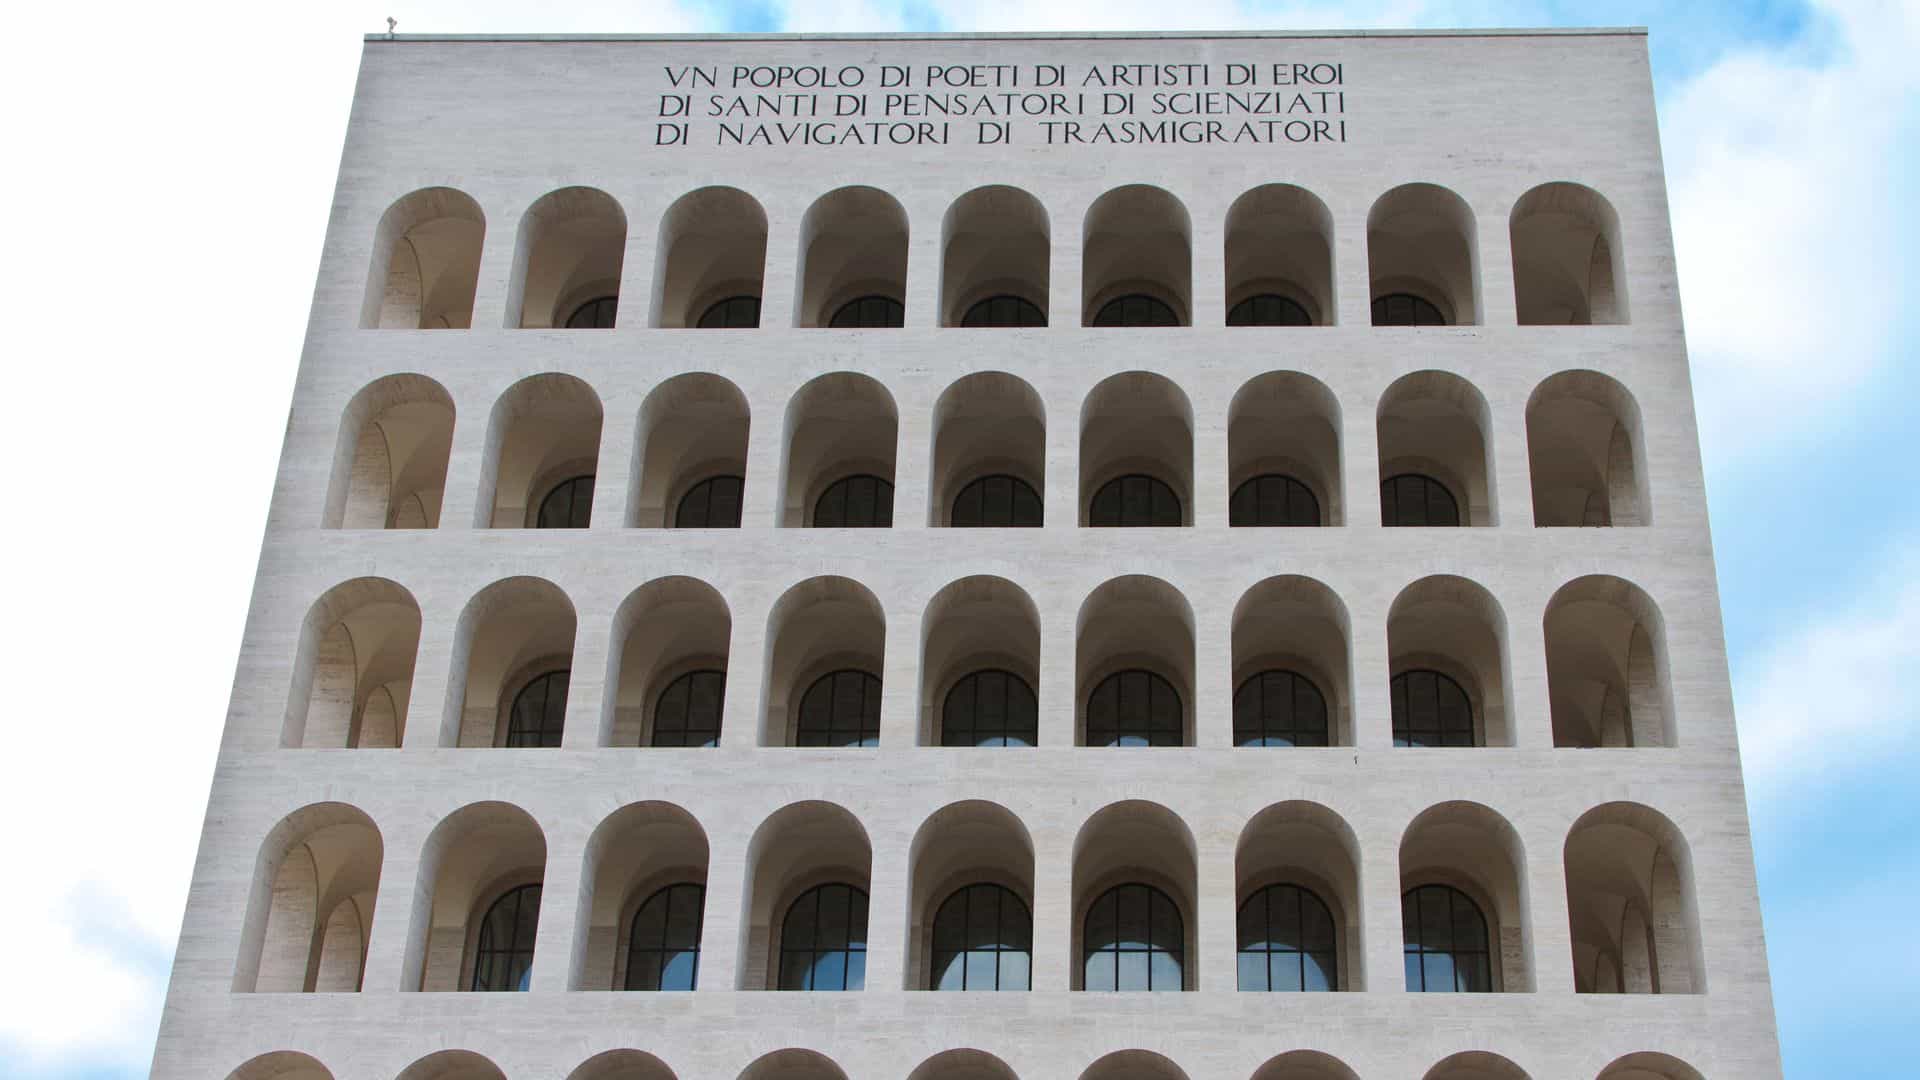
[152, 29, 1784, 1080]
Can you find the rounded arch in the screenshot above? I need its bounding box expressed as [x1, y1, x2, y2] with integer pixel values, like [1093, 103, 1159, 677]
[1565, 802, 1703, 995]
[1423, 1051, 1531, 1080]
[573, 800, 711, 989]
[396, 1050, 507, 1080]
[1399, 801, 1532, 992]
[1368, 182, 1480, 325]
[930, 370, 1047, 526]
[737, 1049, 848, 1080]
[405, 801, 548, 992]
[1378, 369, 1495, 526]
[761, 575, 887, 747]
[797, 185, 909, 327]
[509, 185, 628, 328]
[1596, 1052, 1704, 1080]
[1527, 369, 1648, 527]
[1079, 1049, 1191, 1080]
[1511, 181, 1627, 325]
[227, 1052, 333, 1080]
[909, 1048, 1020, 1080]
[325, 373, 456, 530]
[908, 799, 1037, 989]
[739, 800, 874, 990]
[920, 575, 1041, 746]
[1545, 574, 1673, 748]
[1077, 575, 1196, 746]
[1235, 800, 1364, 990]
[444, 576, 578, 748]
[1231, 575, 1352, 747]
[1079, 371, 1195, 526]
[362, 186, 484, 329]
[1083, 184, 1192, 325]
[1228, 371, 1342, 525]
[631, 372, 751, 527]
[234, 802, 382, 993]
[1251, 1050, 1361, 1080]
[284, 577, 420, 749]
[568, 1049, 677, 1080]
[476, 372, 604, 529]
[1224, 183, 1335, 325]
[943, 184, 1051, 326]
[606, 575, 732, 746]
[652, 185, 768, 327]
[1388, 575, 1511, 747]
[779, 371, 899, 528]
[1072, 800, 1199, 990]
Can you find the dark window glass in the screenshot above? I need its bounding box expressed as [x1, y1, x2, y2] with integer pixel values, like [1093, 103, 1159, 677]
[1391, 669, 1476, 747]
[1227, 294, 1312, 327]
[1402, 884, 1491, 992]
[696, 295, 761, 328]
[1233, 670, 1331, 747]
[471, 883, 541, 992]
[1380, 474, 1460, 527]
[960, 294, 1047, 328]
[675, 475, 745, 528]
[564, 295, 618, 328]
[1083, 883, 1184, 991]
[1237, 883, 1338, 991]
[796, 669, 881, 747]
[942, 669, 1038, 747]
[625, 883, 704, 991]
[536, 475, 594, 529]
[828, 295, 905, 328]
[651, 670, 725, 747]
[1092, 293, 1181, 327]
[505, 670, 569, 747]
[931, 883, 1032, 991]
[1371, 293, 1447, 326]
[1230, 474, 1321, 527]
[1087, 474, 1182, 527]
[951, 474, 1043, 527]
[814, 474, 894, 527]
[1085, 668, 1183, 747]
[778, 883, 868, 990]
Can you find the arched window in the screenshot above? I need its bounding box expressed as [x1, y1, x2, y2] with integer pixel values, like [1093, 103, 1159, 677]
[564, 295, 618, 328]
[1380, 473, 1460, 527]
[536, 475, 594, 529]
[506, 670, 569, 747]
[1227, 293, 1312, 326]
[951, 474, 1043, 527]
[1371, 292, 1447, 326]
[1092, 293, 1180, 327]
[1233, 670, 1330, 747]
[1083, 883, 1184, 990]
[1088, 474, 1181, 527]
[796, 669, 881, 747]
[814, 474, 894, 528]
[1402, 884, 1491, 991]
[651, 669, 724, 747]
[471, 883, 541, 991]
[961, 294, 1046, 327]
[1391, 669, 1475, 747]
[696, 295, 761, 328]
[1237, 883, 1337, 991]
[1230, 474, 1321, 527]
[932, 883, 1032, 990]
[625, 883, 704, 990]
[674, 475, 745, 528]
[942, 669, 1038, 747]
[1086, 669, 1182, 747]
[778, 882, 868, 990]
[828, 294, 905, 328]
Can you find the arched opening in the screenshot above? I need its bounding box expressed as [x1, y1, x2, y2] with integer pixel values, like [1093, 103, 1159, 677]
[405, 802, 546, 992]
[1545, 576, 1673, 748]
[284, 578, 419, 748]
[568, 1050, 678, 1080]
[444, 577, 576, 748]
[1077, 576, 1195, 747]
[1084, 185, 1191, 326]
[573, 801, 710, 990]
[1399, 802, 1532, 992]
[1224, 184, 1335, 325]
[1228, 372, 1341, 526]
[1388, 576, 1511, 747]
[738, 1050, 849, 1080]
[510, 186, 627, 328]
[943, 185, 1050, 327]
[1565, 803, 1703, 994]
[739, 802, 873, 990]
[930, 371, 1047, 527]
[908, 800, 1036, 990]
[1079, 1050, 1190, 1080]
[1080, 372, 1193, 526]
[1236, 801, 1363, 991]
[1527, 370, 1647, 527]
[1072, 801, 1197, 990]
[921, 576, 1041, 746]
[761, 576, 886, 747]
[234, 803, 381, 993]
[1511, 182, 1627, 325]
[477, 373, 604, 529]
[1231, 576, 1350, 746]
[1377, 371, 1495, 526]
[605, 577, 731, 747]
[909, 1049, 1020, 1080]
[1368, 183, 1479, 325]
[779, 372, 899, 528]
[227, 1051, 334, 1080]
[1596, 1053, 1705, 1080]
[1251, 1051, 1361, 1080]
[325, 374, 455, 529]
[652, 186, 767, 328]
[396, 1051, 507, 1080]
[629, 373, 751, 528]
[362, 187, 484, 329]
[797, 185, 909, 327]
[1422, 1052, 1531, 1080]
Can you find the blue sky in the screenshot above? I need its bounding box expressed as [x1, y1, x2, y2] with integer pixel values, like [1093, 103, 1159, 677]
[1, 2, 1913, 1078]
